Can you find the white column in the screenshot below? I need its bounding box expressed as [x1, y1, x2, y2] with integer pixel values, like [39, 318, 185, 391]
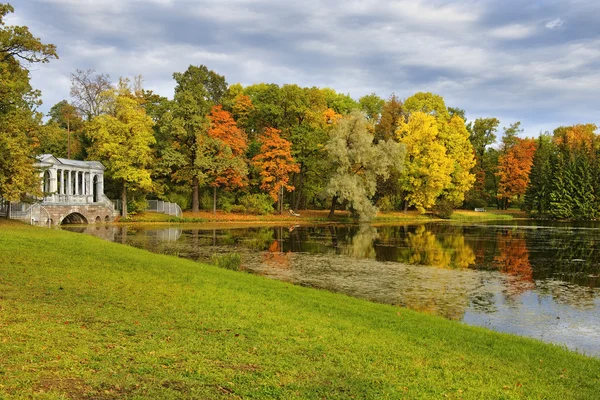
[50, 170, 57, 193]
[59, 170, 64, 195]
[67, 170, 72, 195]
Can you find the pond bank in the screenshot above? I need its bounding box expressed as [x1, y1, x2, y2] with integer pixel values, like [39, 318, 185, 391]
[1, 222, 598, 398]
[120, 209, 521, 224]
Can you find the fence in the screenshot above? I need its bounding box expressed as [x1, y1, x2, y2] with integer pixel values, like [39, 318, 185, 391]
[0, 200, 51, 227]
[147, 200, 182, 217]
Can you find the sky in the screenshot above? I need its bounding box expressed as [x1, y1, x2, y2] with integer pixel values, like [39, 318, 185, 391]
[9, 0, 600, 138]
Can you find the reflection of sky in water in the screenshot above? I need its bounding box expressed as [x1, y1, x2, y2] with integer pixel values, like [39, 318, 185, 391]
[65, 222, 600, 358]
[464, 278, 600, 357]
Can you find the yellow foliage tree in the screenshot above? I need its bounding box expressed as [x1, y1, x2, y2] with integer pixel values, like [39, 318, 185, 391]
[396, 112, 453, 212]
[439, 115, 476, 205]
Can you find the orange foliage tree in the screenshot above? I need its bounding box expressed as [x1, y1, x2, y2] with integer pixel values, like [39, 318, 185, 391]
[253, 127, 300, 214]
[206, 105, 248, 213]
[496, 138, 537, 209]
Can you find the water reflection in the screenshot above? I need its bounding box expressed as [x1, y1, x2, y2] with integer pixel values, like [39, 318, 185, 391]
[63, 222, 600, 357]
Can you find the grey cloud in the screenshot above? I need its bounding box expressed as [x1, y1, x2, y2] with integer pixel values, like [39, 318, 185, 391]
[14, 0, 600, 136]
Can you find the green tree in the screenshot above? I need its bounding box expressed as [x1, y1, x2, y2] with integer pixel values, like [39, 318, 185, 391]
[46, 100, 83, 158]
[325, 111, 405, 221]
[523, 134, 555, 217]
[86, 92, 155, 218]
[0, 3, 57, 211]
[166, 65, 227, 212]
[359, 93, 385, 122]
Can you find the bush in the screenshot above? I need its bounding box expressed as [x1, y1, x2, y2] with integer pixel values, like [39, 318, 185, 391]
[127, 196, 148, 216]
[230, 204, 247, 213]
[239, 193, 274, 215]
[211, 252, 242, 271]
[432, 199, 454, 219]
[376, 196, 395, 212]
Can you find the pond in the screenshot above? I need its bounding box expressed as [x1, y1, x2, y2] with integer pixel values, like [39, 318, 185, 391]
[64, 221, 600, 357]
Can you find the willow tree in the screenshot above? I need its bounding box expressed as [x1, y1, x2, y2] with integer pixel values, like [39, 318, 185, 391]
[325, 111, 405, 221]
[0, 3, 57, 212]
[86, 92, 155, 218]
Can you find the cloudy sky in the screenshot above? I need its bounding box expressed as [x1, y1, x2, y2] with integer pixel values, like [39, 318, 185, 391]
[10, 0, 600, 138]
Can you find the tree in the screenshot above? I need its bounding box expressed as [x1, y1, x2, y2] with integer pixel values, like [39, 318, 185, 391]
[464, 117, 500, 207]
[69, 69, 112, 120]
[86, 92, 155, 218]
[359, 93, 384, 122]
[399, 93, 475, 211]
[523, 134, 555, 217]
[325, 111, 405, 221]
[496, 137, 537, 209]
[438, 115, 476, 205]
[396, 112, 453, 212]
[253, 127, 299, 214]
[206, 105, 248, 213]
[375, 94, 403, 142]
[46, 100, 83, 158]
[0, 3, 57, 211]
[166, 65, 228, 212]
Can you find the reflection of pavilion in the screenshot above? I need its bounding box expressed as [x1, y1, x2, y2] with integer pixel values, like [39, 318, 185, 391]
[0, 154, 117, 225]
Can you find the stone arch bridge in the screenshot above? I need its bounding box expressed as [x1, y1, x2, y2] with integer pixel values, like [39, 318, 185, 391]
[1, 154, 118, 226]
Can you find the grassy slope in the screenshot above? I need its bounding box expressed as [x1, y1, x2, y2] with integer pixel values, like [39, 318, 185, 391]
[0, 222, 598, 399]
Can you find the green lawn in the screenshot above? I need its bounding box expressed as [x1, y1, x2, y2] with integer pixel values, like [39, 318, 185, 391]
[0, 221, 598, 399]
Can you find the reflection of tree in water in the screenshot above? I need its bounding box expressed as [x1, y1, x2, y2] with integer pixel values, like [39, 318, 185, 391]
[494, 230, 534, 295]
[262, 240, 291, 269]
[395, 225, 475, 269]
[341, 225, 379, 259]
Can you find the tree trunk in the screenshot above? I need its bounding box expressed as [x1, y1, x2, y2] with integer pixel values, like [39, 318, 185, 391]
[67, 119, 71, 159]
[328, 196, 338, 219]
[121, 181, 127, 219]
[192, 177, 199, 213]
[5, 200, 10, 219]
[213, 186, 217, 215]
[279, 186, 283, 215]
[294, 171, 304, 211]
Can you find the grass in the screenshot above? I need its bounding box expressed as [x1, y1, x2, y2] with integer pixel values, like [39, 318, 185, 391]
[1, 221, 598, 399]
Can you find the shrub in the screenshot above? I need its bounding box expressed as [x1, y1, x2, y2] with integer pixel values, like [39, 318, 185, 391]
[376, 196, 395, 212]
[239, 193, 274, 215]
[230, 204, 247, 213]
[211, 252, 242, 271]
[432, 199, 454, 219]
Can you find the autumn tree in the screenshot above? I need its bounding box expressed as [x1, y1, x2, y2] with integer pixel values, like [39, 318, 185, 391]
[325, 111, 405, 221]
[253, 127, 299, 214]
[69, 69, 112, 120]
[396, 112, 453, 212]
[86, 92, 155, 218]
[205, 105, 248, 213]
[399, 93, 475, 211]
[496, 137, 537, 209]
[0, 3, 57, 212]
[375, 94, 403, 142]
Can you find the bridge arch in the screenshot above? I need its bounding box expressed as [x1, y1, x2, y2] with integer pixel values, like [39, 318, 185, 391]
[61, 212, 88, 225]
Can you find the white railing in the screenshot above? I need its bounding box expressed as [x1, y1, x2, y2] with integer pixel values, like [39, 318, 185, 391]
[147, 200, 182, 217]
[0, 201, 51, 227]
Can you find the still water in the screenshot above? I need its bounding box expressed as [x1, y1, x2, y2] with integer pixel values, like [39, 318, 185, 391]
[65, 222, 600, 357]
